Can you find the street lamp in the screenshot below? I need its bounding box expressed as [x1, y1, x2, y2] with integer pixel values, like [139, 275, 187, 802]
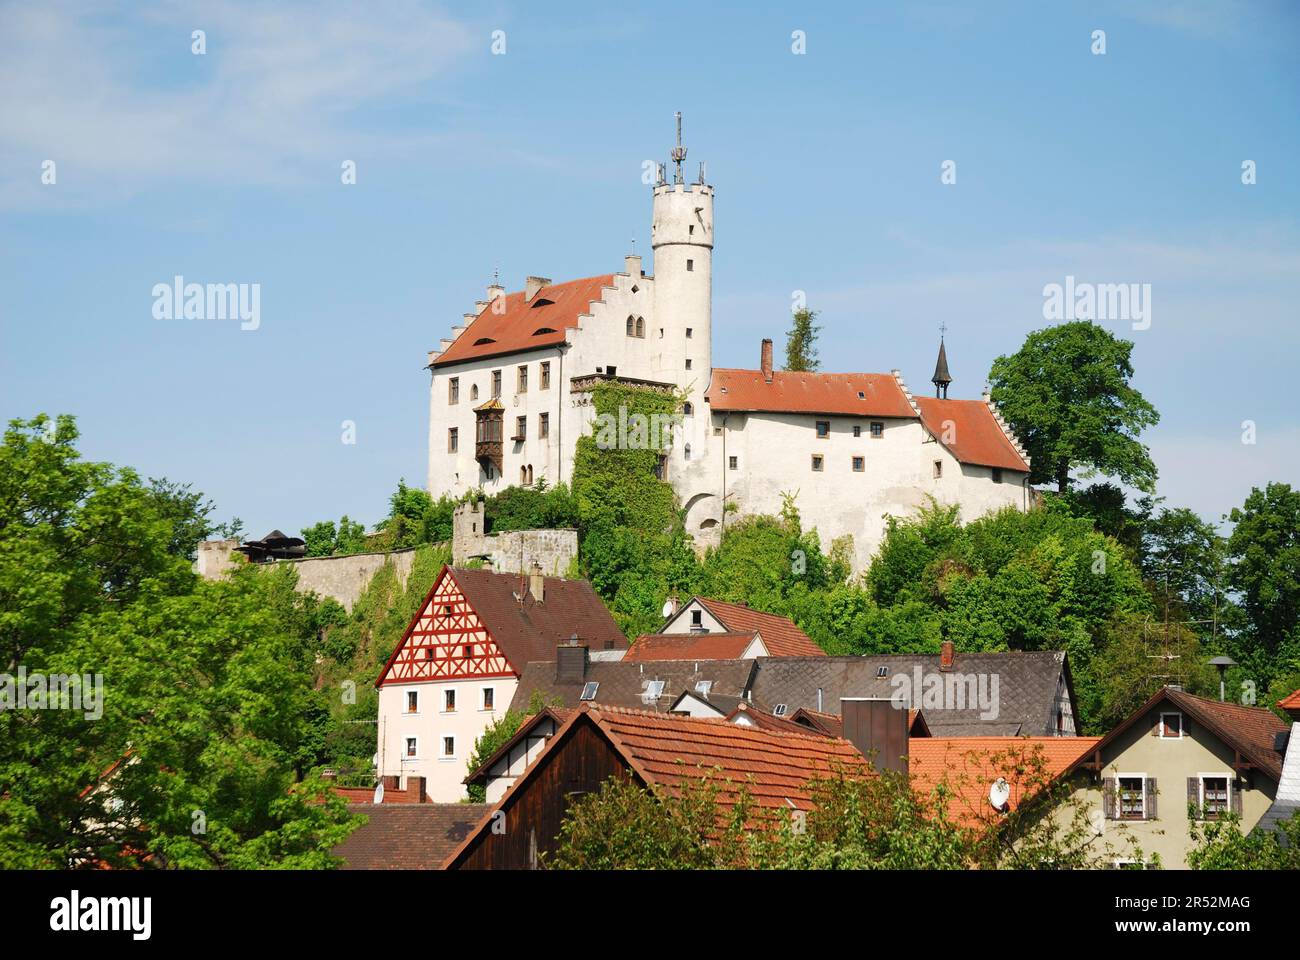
[1208, 655, 1237, 703]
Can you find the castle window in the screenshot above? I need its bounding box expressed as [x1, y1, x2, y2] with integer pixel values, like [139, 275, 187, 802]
[514, 415, 527, 441]
[517, 365, 528, 393]
[449, 377, 459, 405]
[683, 402, 693, 415]
[852, 456, 865, 472]
[447, 427, 458, 453]
[540, 362, 551, 389]
[684, 443, 692, 461]
[627, 316, 636, 336]
[521, 465, 528, 484]
[816, 420, 830, 439]
[606, 365, 617, 377]
[811, 454, 823, 472]
[729, 456, 738, 471]
[471, 384, 479, 401]
[685, 358, 693, 370]
[686, 327, 693, 338]
[528, 465, 534, 484]
[933, 460, 943, 479]
[491, 370, 502, 398]
[636, 317, 645, 338]
[539, 413, 550, 439]
[992, 467, 1003, 483]
[687, 259, 694, 272]
[870, 421, 884, 439]
[853, 425, 861, 438]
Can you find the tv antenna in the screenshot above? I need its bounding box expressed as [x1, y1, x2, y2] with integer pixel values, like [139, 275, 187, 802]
[671, 111, 687, 184]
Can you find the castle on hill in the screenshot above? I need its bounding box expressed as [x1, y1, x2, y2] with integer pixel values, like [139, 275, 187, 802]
[425, 118, 1032, 572]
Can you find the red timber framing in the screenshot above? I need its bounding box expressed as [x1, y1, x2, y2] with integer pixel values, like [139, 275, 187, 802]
[377, 566, 513, 686]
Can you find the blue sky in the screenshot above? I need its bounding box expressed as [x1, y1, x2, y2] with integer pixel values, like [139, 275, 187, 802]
[1, 0, 1297, 539]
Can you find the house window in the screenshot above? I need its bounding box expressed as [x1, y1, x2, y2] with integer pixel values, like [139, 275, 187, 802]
[514, 415, 527, 441]
[992, 467, 1003, 483]
[447, 427, 458, 453]
[1118, 776, 1146, 820]
[729, 455, 738, 470]
[816, 420, 830, 439]
[449, 377, 459, 404]
[686, 259, 694, 272]
[539, 412, 550, 439]
[444, 689, 456, 712]
[462, 644, 473, 659]
[686, 327, 693, 338]
[517, 365, 528, 392]
[852, 456, 865, 472]
[685, 358, 692, 369]
[442, 736, 455, 758]
[870, 422, 884, 439]
[811, 454, 824, 472]
[405, 737, 418, 758]
[683, 402, 693, 415]
[1199, 776, 1230, 820]
[491, 370, 502, 398]
[471, 383, 479, 401]
[540, 361, 551, 389]
[406, 691, 418, 713]
[933, 460, 943, 479]
[853, 425, 861, 438]
[1159, 712, 1183, 739]
[482, 687, 495, 711]
[690, 609, 704, 632]
[606, 365, 617, 378]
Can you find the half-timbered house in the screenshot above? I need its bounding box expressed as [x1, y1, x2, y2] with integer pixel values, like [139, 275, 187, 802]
[375, 564, 626, 802]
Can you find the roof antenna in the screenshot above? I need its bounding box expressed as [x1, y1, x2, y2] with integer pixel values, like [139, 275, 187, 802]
[671, 111, 687, 184]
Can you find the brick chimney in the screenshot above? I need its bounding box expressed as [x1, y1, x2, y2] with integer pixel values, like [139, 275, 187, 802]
[556, 639, 588, 683]
[940, 640, 955, 673]
[760, 338, 774, 382]
[529, 562, 545, 604]
[840, 698, 910, 775]
[405, 775, 427, 803]
[525, 276, 551, 302]
[381, 775, 400, 793]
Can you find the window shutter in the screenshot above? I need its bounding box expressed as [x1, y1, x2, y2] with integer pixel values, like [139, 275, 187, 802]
[1231, 780, 1244, 817]
[1102, 777, 1117, 819]
[1146, 778, 1158, 820]
[1187, 777, 1199, 818]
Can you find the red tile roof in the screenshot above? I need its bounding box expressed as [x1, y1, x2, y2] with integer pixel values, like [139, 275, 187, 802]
[626, 632, 757, 661]
[790, 707, 930, 738]
[431, 275, 615, 367]
[909, 736, 1101, 827]
[334, 804, 490, 869]
[1278, 688, 1300, 716]
[724, 702, 821, 736]
[705, 369, 916, 418]
[693, 598, 825, 657]
[914, 397, 1029, 473]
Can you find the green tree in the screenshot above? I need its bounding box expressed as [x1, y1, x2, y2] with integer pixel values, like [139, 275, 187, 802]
[1187, 811, 1300, 869]
[463, 691, 562, 803]
[784, 307, 821, 372]
[1225, 482, 1300, 687]
[989, 321, 1159, 493]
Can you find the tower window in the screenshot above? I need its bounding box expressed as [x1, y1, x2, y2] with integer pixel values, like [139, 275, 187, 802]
[811, 455, 823, 472]
[684, 443, 692, 461]
[933, 461, 943, 479]
[685, 358, 692, 370]
[686, 259, 694, 272]
[448, 377, 459, 405]
[852, 456, 865, 472]
[471, 384, 479, 401]
[729, 456, 738, 470]
[683, 402, 693, 415]
[686, 327, 693, 338]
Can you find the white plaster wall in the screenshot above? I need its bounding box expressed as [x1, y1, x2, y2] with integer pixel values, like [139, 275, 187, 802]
[377, 676, 518, 803]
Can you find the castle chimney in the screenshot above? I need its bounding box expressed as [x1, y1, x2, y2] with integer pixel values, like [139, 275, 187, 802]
[840, 698, 910, 775]
[761, 338, 773, 383]
[940, 640, 955, 672]
[625, 254, 642, 278]
[525, 276, 551, 302]
[487, 282, 505, 302]
[529, 562, 544, 604]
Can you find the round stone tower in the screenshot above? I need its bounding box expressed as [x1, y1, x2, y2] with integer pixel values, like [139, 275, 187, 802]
[650, 170, 713, 396]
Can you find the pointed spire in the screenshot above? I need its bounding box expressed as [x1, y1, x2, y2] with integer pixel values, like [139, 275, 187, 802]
[931, 330, 952, 399]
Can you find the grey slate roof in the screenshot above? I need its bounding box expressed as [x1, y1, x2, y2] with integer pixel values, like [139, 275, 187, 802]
[744, 651, 1075, 737]
[1256, 722, 1299, 839]
[509, 658, 758, 713]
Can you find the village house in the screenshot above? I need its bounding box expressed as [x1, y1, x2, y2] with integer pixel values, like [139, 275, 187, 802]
[332, 802, 489, 870]
[373, 564, 626, 802]
[1056, 686, 1290, 868]
[625, 595, 826, 660]
[424, 118, 1032, 573]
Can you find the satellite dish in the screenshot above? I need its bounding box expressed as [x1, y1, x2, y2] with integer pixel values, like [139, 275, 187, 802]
[662, 599, 675, 618]
[373, 782, 384, 804]
[988, 777, 1011, 812]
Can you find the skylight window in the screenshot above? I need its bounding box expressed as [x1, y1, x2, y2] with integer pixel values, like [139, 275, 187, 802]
[644, 680, 665, 699]
[772, 704, 788, 716]
[580, 681, 599, 701]
[695, 680, 712, 696]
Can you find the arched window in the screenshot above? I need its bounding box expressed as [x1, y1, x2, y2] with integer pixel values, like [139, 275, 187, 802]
[699, 518, 718, 530]
[626, 316, 635, 336]
[635, 317, 645, 338]
[684, 443, 691, 461]
[527, 465, 534, 485]
[471, 384, 479, 400]
[683, 402, 693, 415]
[520, 466, 528, 485]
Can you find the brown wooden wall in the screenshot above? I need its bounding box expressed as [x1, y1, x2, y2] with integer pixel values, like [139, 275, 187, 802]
[450, 718, 631, 869]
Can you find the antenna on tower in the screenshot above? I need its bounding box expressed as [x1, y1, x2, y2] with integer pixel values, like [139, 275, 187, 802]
[671, 111, 687, 184]
[697, 160, 706, 184]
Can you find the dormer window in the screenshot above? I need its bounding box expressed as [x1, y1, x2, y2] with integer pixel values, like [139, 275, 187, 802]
[1158, 712, 1183, 739]
[532, 327, 558, 336]
[473, 337, 496, 346]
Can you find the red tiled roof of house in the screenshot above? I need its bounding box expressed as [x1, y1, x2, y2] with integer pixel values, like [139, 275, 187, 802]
[724, 702, 825, 737]
[626, 632, 757, 661]
[914, 397, 1029, 473]
[790, 707, 929, 738]
[909, 736, 1101, 828]
[334, 804, 490, 869]
[431, 275, 615, 367]
[694, 598, 825, 657]
[705, 369, 916, 419]
[1278, 688, 1300, 714]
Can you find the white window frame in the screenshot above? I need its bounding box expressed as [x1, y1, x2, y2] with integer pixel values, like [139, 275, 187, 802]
[403, 736, 420, 760]
[1197, 772, 1233, 820]
[481, 686, 496, 712]
[442, 687, 457, 713]
[405, 689, 420, 714]
[1116, 772, 1148, 821]
[439, 734, 457, 761]
[1159, 711, 1184, 739]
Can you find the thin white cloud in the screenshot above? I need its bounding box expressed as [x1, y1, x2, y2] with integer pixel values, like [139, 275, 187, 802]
[0, 0, 477, 206]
